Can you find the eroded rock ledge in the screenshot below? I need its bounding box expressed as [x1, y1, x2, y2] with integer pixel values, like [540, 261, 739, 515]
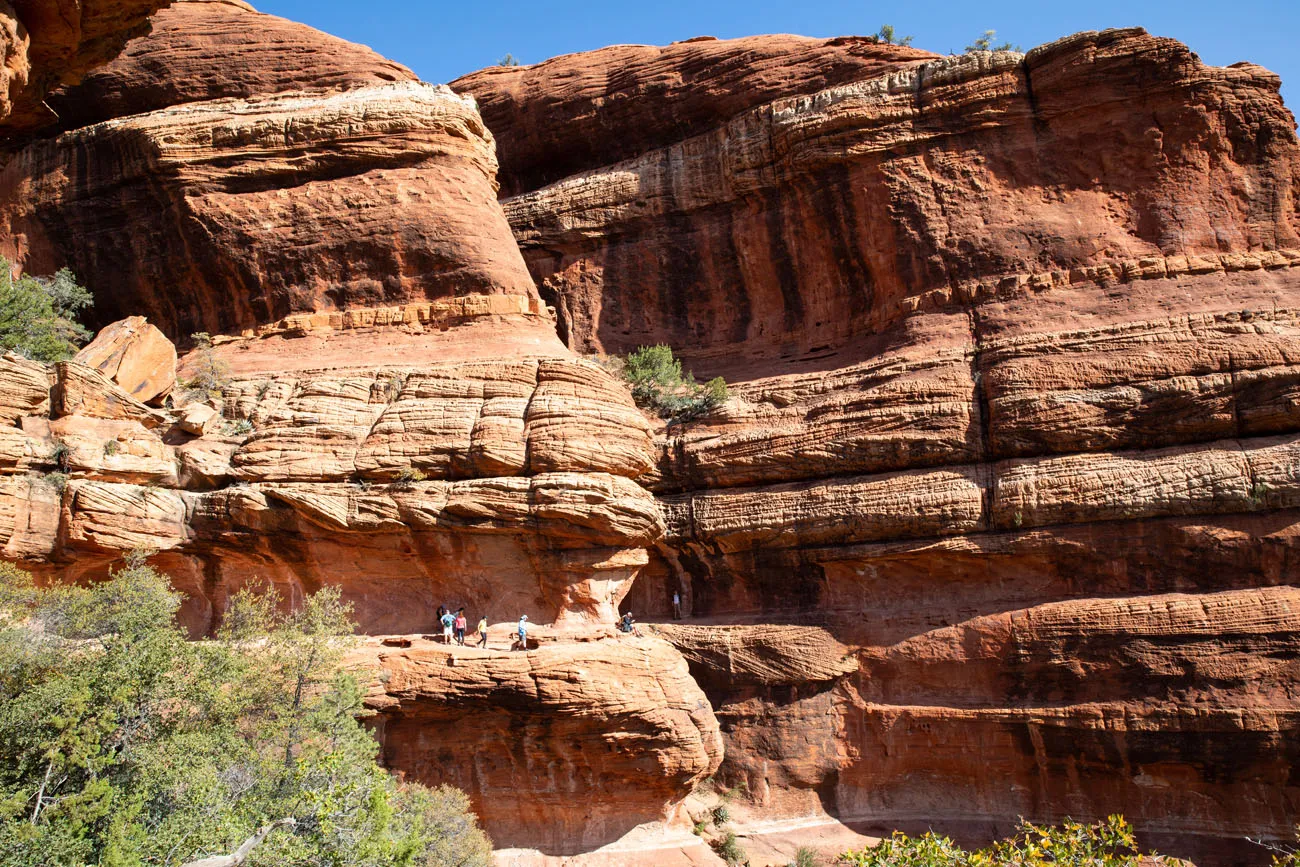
[356, 636, 724, 854]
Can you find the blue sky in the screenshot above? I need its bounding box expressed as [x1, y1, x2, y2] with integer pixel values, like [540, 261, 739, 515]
[256, 0, 1297, 110]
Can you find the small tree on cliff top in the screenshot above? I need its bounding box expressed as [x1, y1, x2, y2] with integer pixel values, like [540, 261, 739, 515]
[0, 561, 491, 866]
[875, 25, 914, 47]
[965, 29, 1021, 53]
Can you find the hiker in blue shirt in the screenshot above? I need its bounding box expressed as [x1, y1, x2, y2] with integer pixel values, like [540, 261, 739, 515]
[440, 608, 455, 645]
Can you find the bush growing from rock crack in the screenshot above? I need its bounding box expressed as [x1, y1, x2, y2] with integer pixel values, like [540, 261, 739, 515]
[181, 331, 231, 402]
[712, 831, 747, 866]
[0, 258, 93, 363]
[0, 561, 493, 866]
[393, 467, 428, 489]
[620, 344, 728, 424]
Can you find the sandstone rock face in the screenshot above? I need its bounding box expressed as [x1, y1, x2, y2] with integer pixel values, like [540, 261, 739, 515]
[467, 30, 1299, 367]
[357, 637, 723, 854]
[45, 0, 416, 129]
[466, 27, 1300, 864]
[452, 35, 936, 197]
[0, 0, 170, 136]
[4, 7, 1300, 862]
[0, 351, 659, 637]
[0, 0, 540, 345]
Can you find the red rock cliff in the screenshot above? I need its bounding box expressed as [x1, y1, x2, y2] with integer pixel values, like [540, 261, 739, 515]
[0, 3, 718, 853]
[0, 0, 538, 342]
[458, 28, 1300, 865]
[0, 6, 1298, 863]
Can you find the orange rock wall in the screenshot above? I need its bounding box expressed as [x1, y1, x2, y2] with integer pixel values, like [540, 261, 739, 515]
[460, 28, 1300, 865]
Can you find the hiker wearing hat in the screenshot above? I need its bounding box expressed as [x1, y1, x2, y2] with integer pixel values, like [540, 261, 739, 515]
[516, 614, 529, 651]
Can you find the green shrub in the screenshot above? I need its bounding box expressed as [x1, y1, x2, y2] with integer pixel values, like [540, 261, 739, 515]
[497, 53, 522, 66]
[101, 439, 120, 457]
[712, 804, 731, 826]
[794, 848, 820, 867]
[1264, 827, 1300, 865]
[223, 417, 255, 436]
[46, 438, 70, 471]
[875, 25, 914, 46]
[965, 30, 1020, 52]
[0, 259, 93, 363]
[838, 816, 1144, 866]
[0, 563, 493, 866]
[713, 831, 748, 866]
[40, 471, 68, 495]
[393, 467, 428, 489]
[621, 344, 728, 424]
[380, 371, 408, 403]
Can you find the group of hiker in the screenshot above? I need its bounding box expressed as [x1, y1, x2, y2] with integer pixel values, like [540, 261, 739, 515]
[435, 589, 682, 651]
[435, 605, 530, 651]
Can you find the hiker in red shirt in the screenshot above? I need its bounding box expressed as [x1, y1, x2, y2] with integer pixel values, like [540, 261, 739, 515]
[454, 608, 468, 646]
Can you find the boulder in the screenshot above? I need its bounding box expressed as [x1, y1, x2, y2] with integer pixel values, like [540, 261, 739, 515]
[177, 401, 219, 436]
[74, 316, 177, 404]
[51, 361, 168, 428]
[0, 353, 50, 424]
[0, 0, 539, 343]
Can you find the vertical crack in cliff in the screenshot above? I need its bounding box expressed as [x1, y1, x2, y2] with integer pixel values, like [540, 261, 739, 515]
[965, 304, 996, 534]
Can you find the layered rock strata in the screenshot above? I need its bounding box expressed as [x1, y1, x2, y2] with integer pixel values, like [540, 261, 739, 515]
[0, 5, 715, 851]
[2, 4, 1299, 861]
[0, 0, 539, 344]
[0, 352, 659, 634]
[462, 27, 1300, 864]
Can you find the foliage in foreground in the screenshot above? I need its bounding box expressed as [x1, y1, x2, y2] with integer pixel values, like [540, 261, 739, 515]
[1258, 824, 1300, 865]
[0, 561, 491, 866]
[617, 344, 728, 424]
[0, 257, 93, 363]
[838, 816, 1145, 866]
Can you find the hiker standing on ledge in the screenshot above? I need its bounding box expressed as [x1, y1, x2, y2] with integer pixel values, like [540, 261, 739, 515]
[476, 614, 489, 648]
[672, 590, 682, 620]
[454, 608, 467, 646]
[516, 614, 528, 651]
[440, 608, 455, 645]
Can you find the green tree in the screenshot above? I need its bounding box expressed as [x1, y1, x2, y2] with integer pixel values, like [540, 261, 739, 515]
[496, 53, 521, 67]
[0, 257, 93, 363]
[875, 25, 914, 47]
[0, 562, 491, 866]
[965, 30, 1021, 53]
[619, 345, 728, 425]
